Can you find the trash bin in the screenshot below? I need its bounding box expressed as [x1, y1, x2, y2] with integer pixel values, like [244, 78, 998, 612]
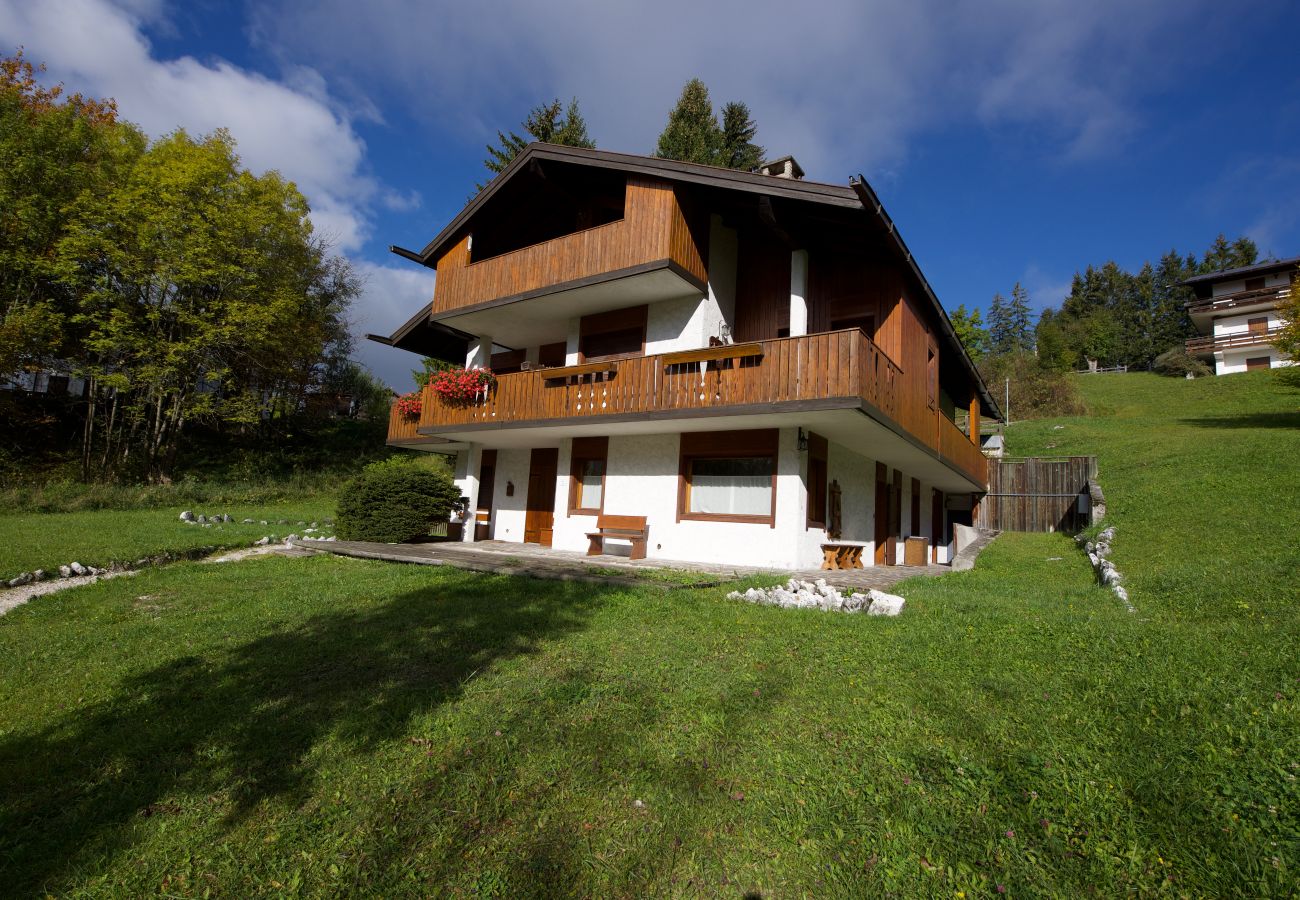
[904, 536, 929, 567]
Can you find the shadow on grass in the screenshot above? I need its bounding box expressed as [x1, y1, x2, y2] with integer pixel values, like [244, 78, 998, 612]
[0, 571, 612, 894]
[1179, 411, 1300, 430]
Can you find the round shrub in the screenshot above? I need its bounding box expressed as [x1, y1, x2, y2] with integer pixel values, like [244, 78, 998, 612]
[335, 458, 463, 543]
[1153, 347, 1211, 378]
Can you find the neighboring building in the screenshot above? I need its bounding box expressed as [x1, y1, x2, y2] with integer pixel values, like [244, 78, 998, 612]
[372, 144, 1001, 569]
[1184, 257, 1296, 375]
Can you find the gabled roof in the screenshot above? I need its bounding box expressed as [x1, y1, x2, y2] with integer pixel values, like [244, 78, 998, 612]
[1180, 255, 1300, 286]
[388, 143, 1002, 421]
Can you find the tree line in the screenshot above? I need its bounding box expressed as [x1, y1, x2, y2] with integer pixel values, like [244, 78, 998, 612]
[1, 52, 384, 483]
[481, 78, 764, 179]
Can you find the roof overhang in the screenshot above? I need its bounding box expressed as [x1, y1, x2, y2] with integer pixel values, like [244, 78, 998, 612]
[366, 302, 473, 363]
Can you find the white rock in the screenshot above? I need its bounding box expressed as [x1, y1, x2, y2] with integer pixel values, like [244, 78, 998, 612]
[254, 536, 270, 546]
[32, 569, 46, 581]
[69, 562, 87, 576]
[179, 510, 195, 522]
[866, 590, 906, 616]
[59, 565, 72, 578]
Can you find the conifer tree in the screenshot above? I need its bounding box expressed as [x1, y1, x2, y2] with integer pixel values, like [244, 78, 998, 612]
[987, 292, 1010, 355]
[1008, 282, 1034, 351]
[481, 97, 595, 185]
[718, 101, 764, 171]
[655, 78, 721, 165]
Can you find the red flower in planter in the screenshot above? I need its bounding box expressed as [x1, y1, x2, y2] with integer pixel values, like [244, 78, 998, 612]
[394, 391, 422, 421]
[430, 367, 497, 408]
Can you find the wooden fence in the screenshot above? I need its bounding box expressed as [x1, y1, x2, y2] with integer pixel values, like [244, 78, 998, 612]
[975, 456, 1098, 533]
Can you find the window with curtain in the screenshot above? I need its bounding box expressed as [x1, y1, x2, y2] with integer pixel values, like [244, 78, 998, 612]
[686, 457, 773, 516]
[569, 436, 608, 514]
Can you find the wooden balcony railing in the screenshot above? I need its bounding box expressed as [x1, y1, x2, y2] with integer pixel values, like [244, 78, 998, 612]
[432, 176, 707, 315]
[394, 329, 987, 486]
[939, 413, 988, 485]
[386, 402, 428, 444]
[1188, 285, 1289, 315]
[1186, 326, 1283, 354]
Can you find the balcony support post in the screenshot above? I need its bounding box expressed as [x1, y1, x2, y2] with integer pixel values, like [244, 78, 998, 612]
[789, 249, 809, 337]
[466, 334, 493, 370]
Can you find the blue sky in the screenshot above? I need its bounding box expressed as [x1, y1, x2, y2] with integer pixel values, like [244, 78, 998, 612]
[3, 0, 1297, 388]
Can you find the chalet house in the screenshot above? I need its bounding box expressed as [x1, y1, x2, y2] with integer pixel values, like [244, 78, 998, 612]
[372, 145, 1001, 570]
[1184, 257, 1296, 375]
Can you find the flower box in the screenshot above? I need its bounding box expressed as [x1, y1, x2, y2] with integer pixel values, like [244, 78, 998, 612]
[429, 367, 496, 408]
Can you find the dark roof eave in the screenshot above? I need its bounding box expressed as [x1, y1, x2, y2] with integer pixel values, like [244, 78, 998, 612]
[1180, 255, 1300, 286]
[849, 177, 1002, 422]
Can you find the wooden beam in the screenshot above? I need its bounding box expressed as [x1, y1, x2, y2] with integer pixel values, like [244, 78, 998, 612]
[661, 343, 763, 366]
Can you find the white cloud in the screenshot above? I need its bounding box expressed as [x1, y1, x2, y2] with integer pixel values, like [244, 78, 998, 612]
[350, 261, 438, 390]
[0, 0, 379, 251]
[247, 0, 1216, 179]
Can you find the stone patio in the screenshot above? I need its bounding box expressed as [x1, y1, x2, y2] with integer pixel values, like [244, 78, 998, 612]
[300, 531, 998, 591]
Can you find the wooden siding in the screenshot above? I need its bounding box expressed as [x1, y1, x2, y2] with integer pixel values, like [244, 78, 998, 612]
[386, 402, 432, 445]
[392, 328, 988, 486]
[731, 228, 791, 341]
[432, 176, 707, 315]
[975, 456, 1097, 533]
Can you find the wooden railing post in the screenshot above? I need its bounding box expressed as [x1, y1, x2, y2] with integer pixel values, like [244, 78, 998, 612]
[969, 394, 980, 445]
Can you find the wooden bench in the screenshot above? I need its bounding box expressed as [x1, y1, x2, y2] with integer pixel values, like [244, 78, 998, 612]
[587, 514, 649, 560]
[821, 541, 866, 570]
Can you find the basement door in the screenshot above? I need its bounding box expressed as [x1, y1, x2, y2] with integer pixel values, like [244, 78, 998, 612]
[524, 448, 559, 546]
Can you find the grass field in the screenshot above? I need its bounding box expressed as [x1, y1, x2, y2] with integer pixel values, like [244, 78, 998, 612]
[0, 500, 335, 579]
[0, 371, 1296, 896]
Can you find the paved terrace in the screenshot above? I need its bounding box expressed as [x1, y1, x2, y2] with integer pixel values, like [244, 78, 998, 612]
[300, 532, 998, 592]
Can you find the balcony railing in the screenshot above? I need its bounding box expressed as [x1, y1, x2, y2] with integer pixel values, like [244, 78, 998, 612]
[432, 177, 707, 316]
[395, 328, 988, 486]
[1188, 285, 1289, 315]
[1186, 326, 1284, 354]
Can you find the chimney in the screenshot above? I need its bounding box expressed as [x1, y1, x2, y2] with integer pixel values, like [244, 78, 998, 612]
[758, 155, 804, 180]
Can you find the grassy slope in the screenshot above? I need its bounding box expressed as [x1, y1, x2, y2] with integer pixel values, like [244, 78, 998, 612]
[0, 372, 1296, 897]
[0, 500, 334, 579]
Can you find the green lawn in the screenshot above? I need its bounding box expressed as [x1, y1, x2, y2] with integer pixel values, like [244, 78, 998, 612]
[0, 372, 1296, 896]
[0, 500, 334, 579]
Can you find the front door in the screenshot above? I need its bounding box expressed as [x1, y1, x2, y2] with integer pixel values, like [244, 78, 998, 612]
[524, 448, 559, 546]
[874, 462, 890, 565]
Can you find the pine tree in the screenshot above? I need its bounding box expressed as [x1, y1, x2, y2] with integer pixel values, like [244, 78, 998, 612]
[987, 292, 1010, 355]
[481, 97, 595, 185]
[655, 78, 721, 165]
[718, 101, 764, 171]
[1197, 233, 1258, 273]
[1008, 282, 1034, 352]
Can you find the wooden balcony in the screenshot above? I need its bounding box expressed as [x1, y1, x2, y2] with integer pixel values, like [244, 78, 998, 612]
[1186, 326, 1283, 355]
[1188, 285, 1289, 316]
[392, 329, 987, 487]
[432, 176, 707, 317]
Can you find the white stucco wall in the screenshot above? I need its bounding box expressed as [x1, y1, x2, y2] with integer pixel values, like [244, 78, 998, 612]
[1210, 270, 1291, 297]
[1212, 310, 1284, 337]
[463, 428, 955, 571]
[1216, 348, 1288, 375]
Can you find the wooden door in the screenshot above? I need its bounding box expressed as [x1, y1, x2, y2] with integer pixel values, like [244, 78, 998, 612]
[524, 448, 559, 546]
[888, 469, 903, 566]
[873, 463, 890, 565]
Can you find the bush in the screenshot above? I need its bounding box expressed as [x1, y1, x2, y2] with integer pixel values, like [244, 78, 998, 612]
[335, 457, 463, 543]
[1152, 347, 1212, 378]
[979, 351, 1087, 421]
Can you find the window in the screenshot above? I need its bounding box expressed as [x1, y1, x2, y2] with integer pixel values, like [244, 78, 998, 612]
[678, 429, 778, 526]
[806, 432, 828, 528]
[1245, 276, 1267, 292]
[1246, 356, 1271, 371]
[568, 436, 608, 515]
[579, 305, 647, 362]
[1248, 316, 1269, 334]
